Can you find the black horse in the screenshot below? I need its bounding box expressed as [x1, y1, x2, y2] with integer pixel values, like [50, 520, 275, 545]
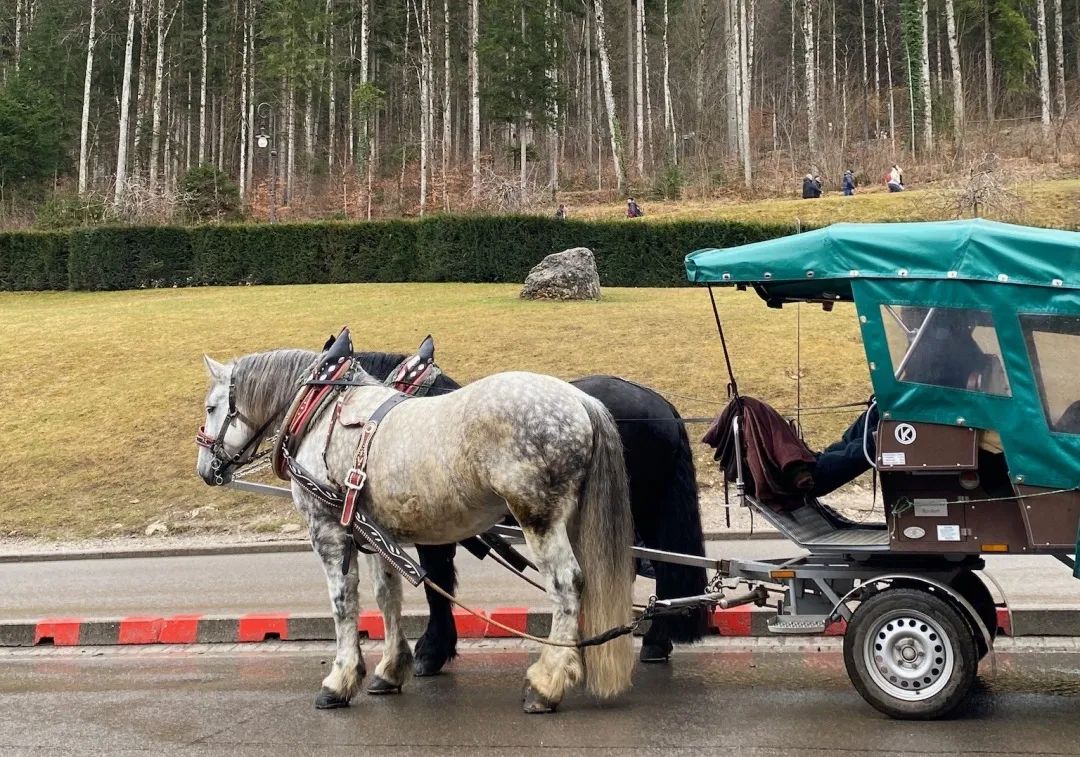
[355, 351, 708, 672]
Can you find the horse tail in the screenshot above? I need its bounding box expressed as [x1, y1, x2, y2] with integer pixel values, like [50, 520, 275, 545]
[575, 396, 636, 698]
[652, 403, 709, 643]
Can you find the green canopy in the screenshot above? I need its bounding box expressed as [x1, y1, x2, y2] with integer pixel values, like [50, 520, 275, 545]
[685, 219, 1080, 303]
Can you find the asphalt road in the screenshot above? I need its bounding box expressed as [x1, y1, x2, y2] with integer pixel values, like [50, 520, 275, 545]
[1, 640, 1079, 754]
[1, 539, 1078, 621]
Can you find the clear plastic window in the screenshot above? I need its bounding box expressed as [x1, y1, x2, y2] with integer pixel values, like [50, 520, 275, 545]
[880, 305, 1011, 396]
[1020, 314, 1080, 434]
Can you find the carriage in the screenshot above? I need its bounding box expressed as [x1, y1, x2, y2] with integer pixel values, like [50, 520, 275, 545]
[681, 218, 1080, 718]
[203, 218, 1078, 721]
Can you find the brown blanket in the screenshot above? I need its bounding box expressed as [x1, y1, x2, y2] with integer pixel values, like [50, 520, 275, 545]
[701, 397, 816, 509]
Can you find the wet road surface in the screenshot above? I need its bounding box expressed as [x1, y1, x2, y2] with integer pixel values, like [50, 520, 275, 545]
[2, 640, 1079, 755]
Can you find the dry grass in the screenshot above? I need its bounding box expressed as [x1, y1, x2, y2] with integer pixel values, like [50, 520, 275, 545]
[569, 178, 1080, 228]
[0, 284, 869, 538]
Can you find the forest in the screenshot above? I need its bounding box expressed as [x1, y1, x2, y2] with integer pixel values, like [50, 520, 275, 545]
[0, 0, 1077, 224]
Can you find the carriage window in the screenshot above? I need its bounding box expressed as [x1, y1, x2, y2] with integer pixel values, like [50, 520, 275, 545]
[1020, 314, 1080, 434]
[880, 305, 1011, 396]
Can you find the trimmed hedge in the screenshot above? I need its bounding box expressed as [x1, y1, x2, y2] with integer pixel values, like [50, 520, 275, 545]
[0, 216, 797, 291]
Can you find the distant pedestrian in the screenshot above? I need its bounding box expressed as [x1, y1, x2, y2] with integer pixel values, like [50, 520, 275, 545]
[842, 169, 856, 196]
[555, 203, 567, 220]
[802, 173, 822, 199]
[626, 197, 645, 218]
[886, 164, 904, 192]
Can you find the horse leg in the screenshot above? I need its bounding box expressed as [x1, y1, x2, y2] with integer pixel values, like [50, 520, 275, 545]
[515, 519, 583, 714]
[413, 542, 458, 677]
[366, 554, 414, 694]
[307, 514, 366, 709]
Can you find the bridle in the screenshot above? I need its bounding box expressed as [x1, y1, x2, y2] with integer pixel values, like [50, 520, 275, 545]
[196, 381, 287, 485]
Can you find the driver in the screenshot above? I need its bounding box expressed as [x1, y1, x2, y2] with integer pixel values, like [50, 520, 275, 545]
[812, 402, 879, 496]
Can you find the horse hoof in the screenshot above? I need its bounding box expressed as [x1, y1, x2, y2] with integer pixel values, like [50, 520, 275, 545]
[522, 684, 559, 714]
[314, 687, 351, 710]
[413, 656, 446, 678]
[639, 641, 673, 663]
[366, 675, 403, 695]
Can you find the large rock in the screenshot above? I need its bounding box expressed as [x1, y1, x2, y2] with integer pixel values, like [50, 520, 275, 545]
[520, 247, 601, 301]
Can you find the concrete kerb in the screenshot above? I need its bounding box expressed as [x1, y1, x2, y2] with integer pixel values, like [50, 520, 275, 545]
[2, 607, 1077, 648]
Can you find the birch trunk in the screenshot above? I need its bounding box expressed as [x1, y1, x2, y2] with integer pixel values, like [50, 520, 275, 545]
[469, 0, 479, 191]
[739, 0, 751, 187]
[627, 0, 635, 156]
[725, 0, 739, 155]
[115, 0, 138, 207]
[803, 0, 817, 159]
[133, 0, 150, 172]
[328, 0, 336, 171]
[287, 82, 296, 204]
[238, 0, 248, 197]
[983, 1, 993, 122]
[594, 0, 626, 188]
[919, 0, 933, 150]
[586, 6, 595, 167]
[1053, 0, 1066, 118]
[881, 1, 896, 153]
[642, 3, 654, 169]
[860, 0, 870, 141]
[149, 0, 168, 188]
[199, 0, 208, 164]
[418, 0, 431, 214]
[442, 0, 451, 207]
[78, 0, 98, 196]
[15, 0, 22, 70]
[695, 0, 707, 116]
[873, 0, 881, 135]
[662, 0, 676, 162]
[635, 0, 645, 175]
[1037, 0, 1051, 129]
[943, 0, 963, 139]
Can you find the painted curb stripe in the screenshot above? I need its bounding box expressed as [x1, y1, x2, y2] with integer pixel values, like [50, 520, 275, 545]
[5, 607, 1070, 647]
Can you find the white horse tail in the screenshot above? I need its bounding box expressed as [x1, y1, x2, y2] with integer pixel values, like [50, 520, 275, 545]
[575, 396, 636, 698]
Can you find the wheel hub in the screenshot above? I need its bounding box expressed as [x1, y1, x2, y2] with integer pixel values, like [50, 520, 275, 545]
[864, 610, 954, 701]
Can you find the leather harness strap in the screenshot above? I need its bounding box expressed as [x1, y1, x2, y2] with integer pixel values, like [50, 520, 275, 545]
[340, 392, 412, 527]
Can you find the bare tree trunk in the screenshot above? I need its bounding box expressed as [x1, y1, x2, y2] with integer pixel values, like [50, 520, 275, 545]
[919, 0, 933, 151]
[442, 0, 451, 208]
[287, 81, 296, 204]
[594, 0, 626, 188]
[662, 0, 676, 162]
[803, 0, 817, 159]
[327, 0, 336, 171]
[873, 0, 881, 135]
[547, 0, 559, 197]
[626, 0, 635, 160]
[417, 0, 431, 214]
[586, 5, 595, 168]
[830, 0, 837, 93]
[725, 0, 739, 155]
[739, 0, 751, 187]
[185, 73, 192, 170]
[694, 0, 707, 117]
[217, 94, 225, 171]
[635, 0, 645, 175]
[469, 0, 480, 192]
[246, 7, 255, 191]
[238, 0, 248, 197]
[149, 0, 169, 189]
[199, 0, 208, 164]
[133, 0, 150, 174]
[860, 0, 870, 142]
[115, 0, 139, 206]
[983, 1, 993, 122]
[943, 0, 964, 140]
[642, 4, 654, 170]
[1036, 0, 1051, 129]
[78, 0, 98, 196]
[881, 1, 896, 153]
[1053, 0, 1067, 118]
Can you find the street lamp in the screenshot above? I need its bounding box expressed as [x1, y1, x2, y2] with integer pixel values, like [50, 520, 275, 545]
[256, 102, 277, 223]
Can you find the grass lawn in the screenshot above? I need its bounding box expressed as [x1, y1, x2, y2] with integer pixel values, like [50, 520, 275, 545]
[0, 284, 869, 538]
[571, 178, 1080, 228]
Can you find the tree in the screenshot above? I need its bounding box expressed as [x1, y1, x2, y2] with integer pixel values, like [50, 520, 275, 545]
[943, 0, 964, 140]
[77, 0, 98, 196]
[115, 0, 139, 207]
[593, 0, 626, 188]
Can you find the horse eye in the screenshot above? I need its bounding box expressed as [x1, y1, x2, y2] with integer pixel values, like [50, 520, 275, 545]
[206, 405, 217, 415]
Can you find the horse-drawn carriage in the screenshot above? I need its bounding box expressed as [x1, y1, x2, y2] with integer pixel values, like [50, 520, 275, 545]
[197, 218, 1078, 721]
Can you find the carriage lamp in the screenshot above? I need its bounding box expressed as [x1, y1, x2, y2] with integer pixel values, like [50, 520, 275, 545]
[256, 133, 270, 149]
[256, 102, 278, 223]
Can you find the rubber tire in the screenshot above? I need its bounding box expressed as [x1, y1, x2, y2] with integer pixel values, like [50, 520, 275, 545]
[843, 587, 978, 720]
[948, 570, 998, 658]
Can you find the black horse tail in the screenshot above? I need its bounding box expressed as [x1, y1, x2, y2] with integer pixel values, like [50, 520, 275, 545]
[652, 403, 709, 643]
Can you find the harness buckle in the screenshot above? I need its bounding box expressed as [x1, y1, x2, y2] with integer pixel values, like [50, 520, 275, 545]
[344, 468, 368, 492]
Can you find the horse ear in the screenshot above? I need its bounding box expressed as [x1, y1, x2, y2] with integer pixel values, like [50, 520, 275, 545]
[203, 355, 227, 381]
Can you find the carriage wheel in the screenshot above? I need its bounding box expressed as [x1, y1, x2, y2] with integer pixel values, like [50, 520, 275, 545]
[843, 588, 978, 720]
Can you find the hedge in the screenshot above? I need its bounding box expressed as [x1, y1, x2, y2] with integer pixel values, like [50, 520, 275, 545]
[0, 216, 797, 292]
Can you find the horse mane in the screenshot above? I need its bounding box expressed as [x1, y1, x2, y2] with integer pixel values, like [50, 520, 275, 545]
[355, 351, 409, 382]
[232, 349, 317, 422]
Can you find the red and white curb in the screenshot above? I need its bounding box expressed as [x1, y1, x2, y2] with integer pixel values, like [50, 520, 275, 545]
[0, 606, 1056, 647]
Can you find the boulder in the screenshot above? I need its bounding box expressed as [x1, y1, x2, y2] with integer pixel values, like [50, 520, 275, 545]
[520, 247, 601, 301]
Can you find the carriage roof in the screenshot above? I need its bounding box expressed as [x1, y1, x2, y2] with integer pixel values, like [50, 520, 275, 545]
[684, 219, 1079, 306]
[684, 219, 1080, 495]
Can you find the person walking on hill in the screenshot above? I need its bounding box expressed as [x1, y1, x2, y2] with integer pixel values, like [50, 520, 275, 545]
[886, 164, 904, 192]
[842, 169, 856, 196]
[555, 203, 567, 220]
[626, 197, 645, 218]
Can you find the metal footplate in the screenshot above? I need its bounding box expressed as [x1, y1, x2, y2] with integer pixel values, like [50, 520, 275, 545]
[767, 615, 829, 634]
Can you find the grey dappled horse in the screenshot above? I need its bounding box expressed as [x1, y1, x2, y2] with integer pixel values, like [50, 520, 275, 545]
[196, 349, 635, 713]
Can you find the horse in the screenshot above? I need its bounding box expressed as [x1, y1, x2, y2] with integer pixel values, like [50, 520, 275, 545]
[196, 338, 636, 713]
[351, 349, 708, 674]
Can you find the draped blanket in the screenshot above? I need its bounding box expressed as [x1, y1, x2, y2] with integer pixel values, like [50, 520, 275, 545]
[701, 397, 816, 510]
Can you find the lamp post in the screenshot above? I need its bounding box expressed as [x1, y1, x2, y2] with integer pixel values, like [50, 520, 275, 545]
[256, 102, 277, 223]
